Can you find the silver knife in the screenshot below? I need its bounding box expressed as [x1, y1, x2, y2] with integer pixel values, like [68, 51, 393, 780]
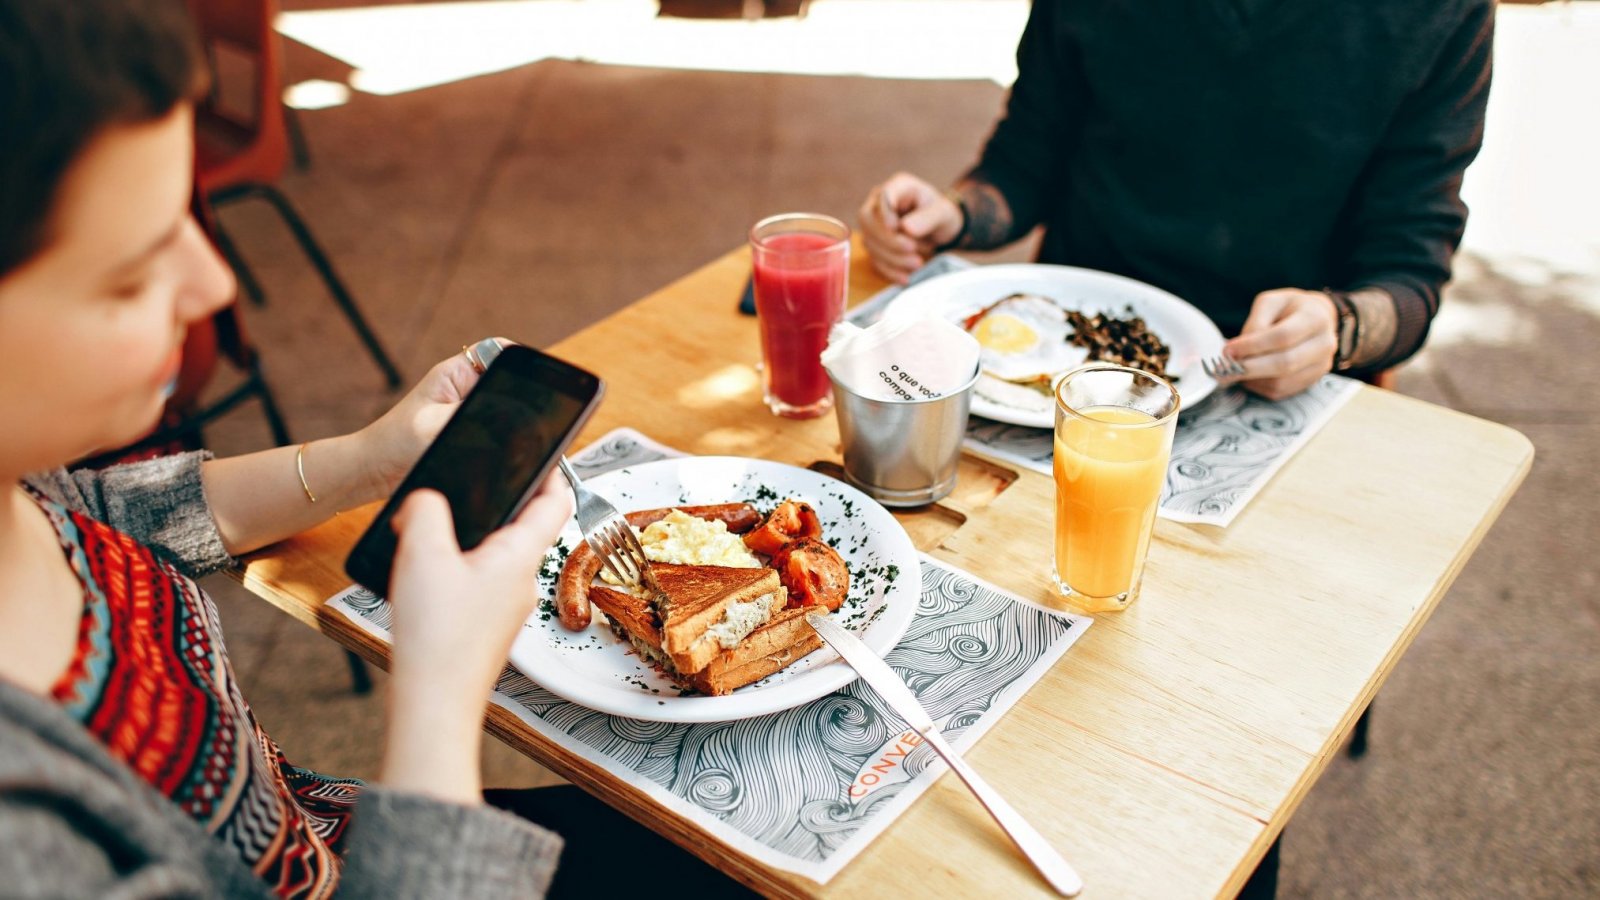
[806, 613, 1083, 896]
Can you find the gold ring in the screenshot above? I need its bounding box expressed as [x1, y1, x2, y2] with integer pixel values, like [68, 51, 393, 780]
[462, 343, 485, 374]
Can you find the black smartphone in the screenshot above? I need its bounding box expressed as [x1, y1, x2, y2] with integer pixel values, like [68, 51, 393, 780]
[344, 344, 603, 597]
[737, 275, 756, 316]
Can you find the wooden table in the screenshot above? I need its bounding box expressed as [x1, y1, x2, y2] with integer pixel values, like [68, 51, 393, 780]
[236, 242, 1533, 898]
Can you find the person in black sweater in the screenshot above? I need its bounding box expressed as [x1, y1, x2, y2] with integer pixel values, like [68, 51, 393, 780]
[859, 0, 1493, 400]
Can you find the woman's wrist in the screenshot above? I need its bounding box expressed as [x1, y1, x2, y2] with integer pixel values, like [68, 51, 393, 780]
[382, 669, 493, 804]
[288, 435, 358, 512]
[381, 717, 485, 804]
[330, 427, 403, 510]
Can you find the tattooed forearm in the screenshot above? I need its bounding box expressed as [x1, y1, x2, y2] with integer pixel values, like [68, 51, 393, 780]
[1347, 287, 1398, 369]
[953, 179, 1016, 251]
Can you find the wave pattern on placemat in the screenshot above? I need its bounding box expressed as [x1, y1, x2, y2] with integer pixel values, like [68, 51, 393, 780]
[1161, 376, 1355, 519]
[962, 375, 1359, 525]
[338, 587, 390, 631]
[472, 562, 1077, 864]
[570, 432, 669, 476]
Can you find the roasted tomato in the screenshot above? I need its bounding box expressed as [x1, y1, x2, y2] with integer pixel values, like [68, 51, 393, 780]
[742, 499, 822, 556]
[773, 538, 850, 612]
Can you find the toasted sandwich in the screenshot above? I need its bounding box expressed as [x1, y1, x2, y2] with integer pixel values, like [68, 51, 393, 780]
[587, 568, 824, 696]
[649, 563, 784, 674]
[691, 605, 823, 694]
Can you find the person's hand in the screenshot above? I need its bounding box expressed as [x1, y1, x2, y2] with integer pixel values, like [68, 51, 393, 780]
[856, 172, 964, 284]
[1223, 289, 1339, 401]
[355, 341, 512, 502]
[385, 480, 570, 691]
[378, 478, 573, 803]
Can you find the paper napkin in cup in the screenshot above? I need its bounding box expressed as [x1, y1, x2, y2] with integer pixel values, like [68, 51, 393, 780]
[822, 315, 980, 402]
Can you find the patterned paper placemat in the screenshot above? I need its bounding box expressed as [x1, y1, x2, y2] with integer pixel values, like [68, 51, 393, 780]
[850, 257, 1362, 528]
[325, 430, 1091, 883]
[962, 376, 1360, 527]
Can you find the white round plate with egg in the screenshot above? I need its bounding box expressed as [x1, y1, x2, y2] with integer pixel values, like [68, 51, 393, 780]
[882, 263, 1226, 428]
[509, 457, 920, 723]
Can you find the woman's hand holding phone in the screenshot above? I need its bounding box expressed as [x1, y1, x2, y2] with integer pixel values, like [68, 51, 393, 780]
[344, 341, 599, 802]
[378, 479, 573, 806]
[200, 347, 510, 557]
[353, 342, 513, 503]
[343, 343, 602, 597]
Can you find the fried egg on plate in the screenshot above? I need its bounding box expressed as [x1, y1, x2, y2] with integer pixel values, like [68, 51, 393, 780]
[965, 293, 1087, 383]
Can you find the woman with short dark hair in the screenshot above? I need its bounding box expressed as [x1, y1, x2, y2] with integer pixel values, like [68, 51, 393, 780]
[0, 2, 576, 896]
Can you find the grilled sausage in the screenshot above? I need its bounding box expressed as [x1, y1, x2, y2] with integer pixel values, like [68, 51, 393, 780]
[554, 502, 762, 630]
[626, 503, 762, 534]
[555, 541, 604, 630]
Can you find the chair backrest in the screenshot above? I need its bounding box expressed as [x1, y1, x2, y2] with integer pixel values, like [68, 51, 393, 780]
[190, 189, 256, 372]
[189, 0, 290, 187]
[163, 188, 234, 415]
[190, 0, 264, 51]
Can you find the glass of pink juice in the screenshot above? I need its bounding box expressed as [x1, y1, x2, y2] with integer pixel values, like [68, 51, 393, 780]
[749, 213, 850, 419]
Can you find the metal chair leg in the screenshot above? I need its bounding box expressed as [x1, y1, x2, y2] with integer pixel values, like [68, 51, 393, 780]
[344, 649, 374, 695]
[284, 104, 313, 171]
[242, 357, 374, 697]
[249, 360, 293, 448]
[1237, 833, 1282, 900]
[211, 218, 268, 307]
[249, 184, 403, 389]
[213, 183, 404, 389]
[1348, 704, 1372, 759]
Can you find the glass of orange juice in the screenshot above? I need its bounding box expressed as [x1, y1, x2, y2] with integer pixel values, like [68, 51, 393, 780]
[1052, 364, 1180, 613]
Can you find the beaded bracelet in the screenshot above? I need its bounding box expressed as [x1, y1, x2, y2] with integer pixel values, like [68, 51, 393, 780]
[935, 187, 970, 252]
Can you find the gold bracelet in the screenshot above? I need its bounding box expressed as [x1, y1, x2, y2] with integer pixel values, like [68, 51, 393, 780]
[296, 442, 318, 504]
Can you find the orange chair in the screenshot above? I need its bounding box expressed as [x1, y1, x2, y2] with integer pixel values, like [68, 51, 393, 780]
[188, 0, 401, 389]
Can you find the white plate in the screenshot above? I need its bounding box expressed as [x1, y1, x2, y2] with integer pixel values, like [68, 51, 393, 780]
[883, 263, 1225, 428]
[509, 457, 921, 723]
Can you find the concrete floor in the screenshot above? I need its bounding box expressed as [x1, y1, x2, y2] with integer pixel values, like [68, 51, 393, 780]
[196, 2, 1599, 896]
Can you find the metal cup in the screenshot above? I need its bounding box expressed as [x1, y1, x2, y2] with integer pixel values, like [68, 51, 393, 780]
[827, 365, 981, 507]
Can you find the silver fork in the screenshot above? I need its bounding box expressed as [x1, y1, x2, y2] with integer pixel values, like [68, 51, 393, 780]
[556, 456, 649, 586]
[1201, 353, 1247, 380]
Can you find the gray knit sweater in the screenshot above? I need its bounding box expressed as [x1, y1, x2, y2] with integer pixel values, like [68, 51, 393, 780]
[4, 453, 563, 898]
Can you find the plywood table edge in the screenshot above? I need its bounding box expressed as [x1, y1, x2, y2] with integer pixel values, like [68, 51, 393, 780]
[477, 702, 821, 899]
[1214, 421, 1534, 898]
[224, 570, 823, 898]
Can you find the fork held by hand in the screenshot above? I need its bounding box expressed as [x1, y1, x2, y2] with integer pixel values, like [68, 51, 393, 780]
[556, 456, 649, 586]
[1202, 353, 1247, 381]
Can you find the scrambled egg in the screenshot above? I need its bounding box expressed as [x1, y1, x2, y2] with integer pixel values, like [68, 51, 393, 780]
[598, 510, 759, 588]
[640, 510, 761, 568]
